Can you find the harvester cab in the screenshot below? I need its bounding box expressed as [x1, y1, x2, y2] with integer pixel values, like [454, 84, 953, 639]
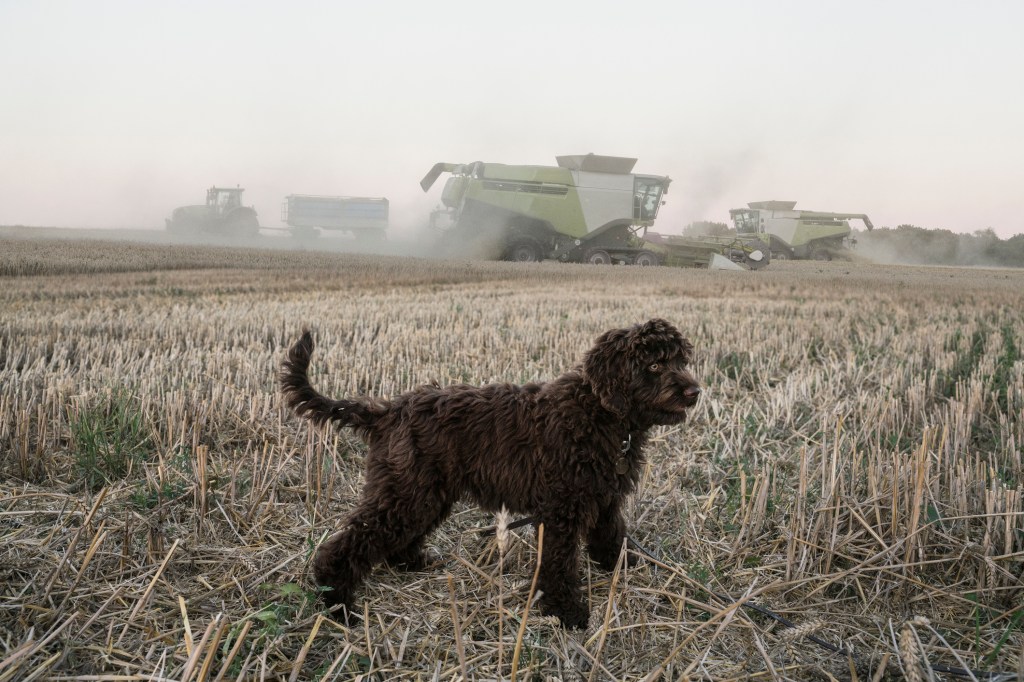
[633, 176, 667, 224]
[731, 201, 874, 260]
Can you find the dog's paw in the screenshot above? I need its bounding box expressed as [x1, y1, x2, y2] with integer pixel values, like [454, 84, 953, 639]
[385, 547, 439, 572]
[539, 596, 590, 629]
[322, 599, 362, 627]
[318, 587, 361, 625]
[591, 547, 638, 572]
[558, 604, 591, 630]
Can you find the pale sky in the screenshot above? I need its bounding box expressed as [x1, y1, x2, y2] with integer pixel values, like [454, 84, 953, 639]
[1, 1, 1022, 237]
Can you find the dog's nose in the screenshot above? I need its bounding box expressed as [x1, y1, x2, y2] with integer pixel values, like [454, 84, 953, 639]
[684, 386, 701, 399]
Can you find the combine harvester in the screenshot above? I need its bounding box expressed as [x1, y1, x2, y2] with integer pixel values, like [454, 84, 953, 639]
[420, 154, 768, 270]
[730, 200, 874, 260]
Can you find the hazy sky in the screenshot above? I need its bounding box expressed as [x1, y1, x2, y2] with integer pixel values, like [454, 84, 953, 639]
[2, 1, 1022, 237]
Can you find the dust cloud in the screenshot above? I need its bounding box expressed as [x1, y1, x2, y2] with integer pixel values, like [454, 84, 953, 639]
[854, 227, 1024, 269]
[0, 202, 481, 259]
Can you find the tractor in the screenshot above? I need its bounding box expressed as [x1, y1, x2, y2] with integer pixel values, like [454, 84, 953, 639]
[166, 186, 260, 237]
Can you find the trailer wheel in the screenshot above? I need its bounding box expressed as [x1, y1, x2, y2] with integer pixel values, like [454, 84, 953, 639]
[586, 249, 612, 265]
[634, 251, 660, 266]
[507, 240, 542, 262]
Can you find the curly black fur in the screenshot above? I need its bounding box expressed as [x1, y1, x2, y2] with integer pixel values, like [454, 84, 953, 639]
[281, 318, 700, 628]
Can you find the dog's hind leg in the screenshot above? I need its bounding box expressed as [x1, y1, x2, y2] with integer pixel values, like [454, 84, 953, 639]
[312, 501, 383, 617]
[383, 501, 451, 571]
[378, 439, 454, 571]
[313, 485, 452, 613]
[384, 541, 430, 570]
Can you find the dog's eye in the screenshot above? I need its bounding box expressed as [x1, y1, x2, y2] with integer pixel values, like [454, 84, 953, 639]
[649, 363, 660, 372]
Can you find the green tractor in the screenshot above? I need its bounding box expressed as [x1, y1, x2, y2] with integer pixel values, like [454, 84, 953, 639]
[730, 201, 874, 260]
[165, 186, 260, 237]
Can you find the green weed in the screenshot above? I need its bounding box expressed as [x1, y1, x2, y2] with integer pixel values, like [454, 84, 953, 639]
[71, 388, 153, 490]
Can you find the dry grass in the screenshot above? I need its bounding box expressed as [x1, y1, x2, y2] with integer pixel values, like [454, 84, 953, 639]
[1, 237, 1022, 680]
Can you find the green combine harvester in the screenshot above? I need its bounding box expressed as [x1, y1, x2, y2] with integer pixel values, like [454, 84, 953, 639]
[730, 200, 874, 260]
[421, 154, 768, 269]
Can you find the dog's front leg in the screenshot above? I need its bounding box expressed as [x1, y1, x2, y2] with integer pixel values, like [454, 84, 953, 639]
[587, 502, 638, 570]
[533, 517, 589, 629]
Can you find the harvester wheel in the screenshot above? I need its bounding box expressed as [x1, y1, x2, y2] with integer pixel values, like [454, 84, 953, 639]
[811, 248, 833, 261]
[634, 251, 660, 266]
[586, 249, 612, 265]
[506, 240, 542, 262]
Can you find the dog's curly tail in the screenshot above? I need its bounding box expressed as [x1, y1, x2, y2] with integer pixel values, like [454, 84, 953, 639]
[280, 330, 383, 430]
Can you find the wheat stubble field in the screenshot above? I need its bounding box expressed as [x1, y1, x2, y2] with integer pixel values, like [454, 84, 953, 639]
[1, 237, 1022, 681]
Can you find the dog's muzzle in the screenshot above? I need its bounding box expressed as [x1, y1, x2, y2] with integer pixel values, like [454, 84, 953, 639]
[681, 385, 701, 408]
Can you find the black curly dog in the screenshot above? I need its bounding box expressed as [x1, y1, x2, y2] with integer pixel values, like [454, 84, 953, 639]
[281, 318, 700, 628]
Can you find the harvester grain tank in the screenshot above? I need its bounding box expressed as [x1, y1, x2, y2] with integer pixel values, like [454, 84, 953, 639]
[730, 201, 874, 260]
[420, 153, 768, 269]
[165, 186, 260, 237]
[281, 195, 389, 240]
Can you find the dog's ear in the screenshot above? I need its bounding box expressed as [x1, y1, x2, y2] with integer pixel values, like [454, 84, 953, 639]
[583, 327, 632, 418]
[633, 318, 693, 364]
[633, 319, 678, 347]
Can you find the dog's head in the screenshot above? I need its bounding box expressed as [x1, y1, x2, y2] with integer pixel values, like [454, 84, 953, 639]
[582, 318, 700, 426]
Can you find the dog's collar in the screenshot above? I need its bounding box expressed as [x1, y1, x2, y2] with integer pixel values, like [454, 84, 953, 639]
[621, 434, 632, 453]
